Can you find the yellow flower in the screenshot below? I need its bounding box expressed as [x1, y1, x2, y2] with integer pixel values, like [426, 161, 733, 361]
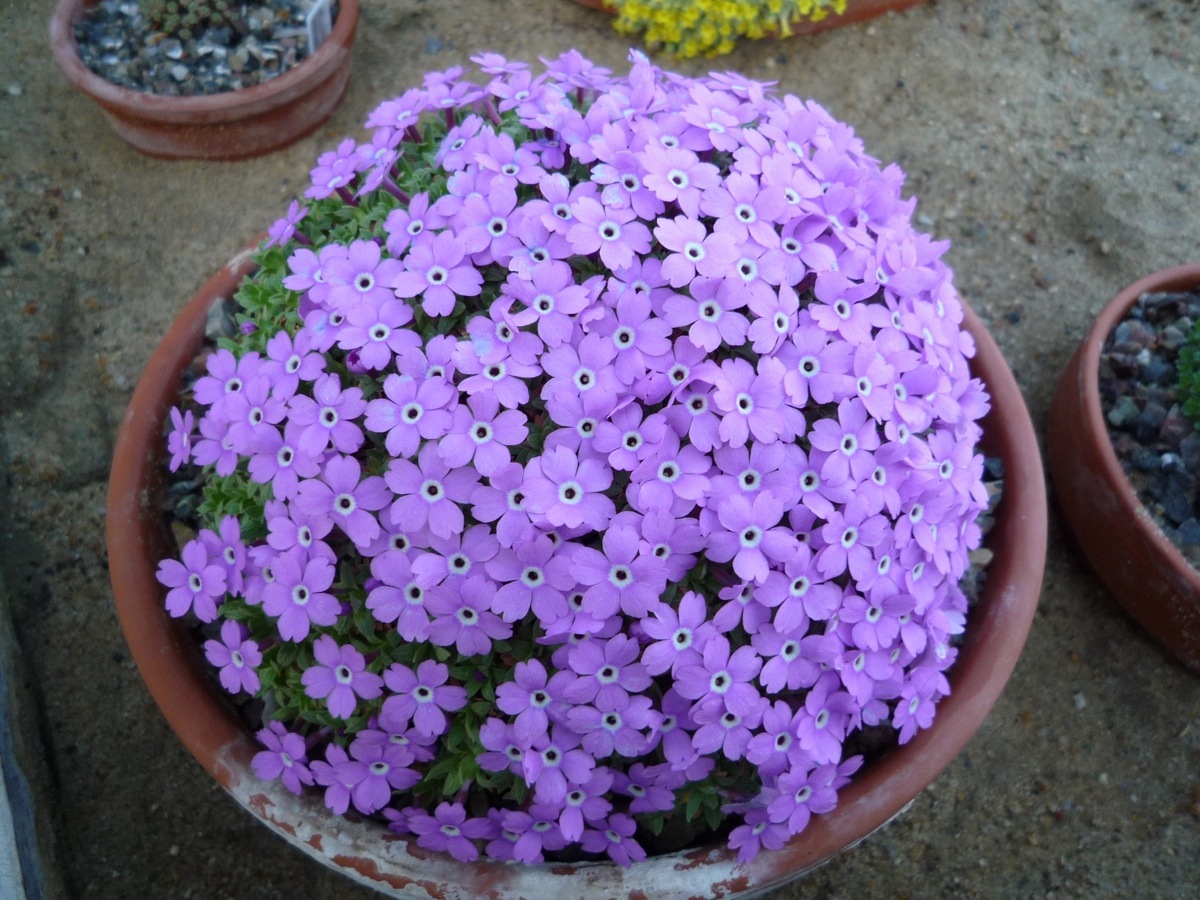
[610, 0, 847, 59]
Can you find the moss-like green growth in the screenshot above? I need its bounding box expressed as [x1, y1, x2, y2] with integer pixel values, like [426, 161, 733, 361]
[1177, 316, 1200, 426]
[140, 0, 244, 42]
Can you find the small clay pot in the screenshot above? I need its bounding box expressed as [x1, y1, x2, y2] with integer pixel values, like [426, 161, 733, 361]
[107, 249, 1046, 897]
[569, 0, 927, 38]
[49, 0, 358, 160]
[1048, 264, 1200, 674]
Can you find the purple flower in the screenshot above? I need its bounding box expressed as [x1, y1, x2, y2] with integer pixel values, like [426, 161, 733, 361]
[522, 725, 596, 805]
[381, 659, 467, 736]
[638, 143, 719, 217]
[494, 804, 568, 864]
[157, 538, 226, 622]
[654, 215, 738, 287]
[894, 666, 945, 743]
[564, 634, 651, 709]
[204, 620, 261, 694]
[628, 430, 710, 517]
[728, 806, 790, 862]
[325, 239, 404, 310]
[295, 455, 391, 551]
[754, 625, 835, 693]
[252, 721, 314, 795]
[469, 462, 535, 548]
[796, 673, 856, 765]
[261, 547, 339, 642]
[287, 373, 366, 457]
[367, 547, 435, 640]
[662, 276, 749, 352]
[166, 407, 194, 472]
[247, 421, 322, 500]
[485, 533, 574, 624]
[706, 356, 803, 447]
[495, 658, 574, 743]
[426, 574, 512, 656]
[301, 635, 385, 718]
[392, 230, 483, 317]
[674, 635, 764, 720]
[565, 197, 651, 271]
[521, 446, 615, 531]
[337, 740, 421, 815]
[746, 700, 809, 778]
[570, 524, 667, 619]
[506, 261, 592, 346]
[408, 802, 492, 862]
[580, 813, 646, 867]
[386, 441, 479, 540]
[437, 391, 528, 476]
[364, 372, 457, 459]
[704, 492, 799, 585]
[337, 298, 421, 371]
[265, 200, 308, 248]
[767, 762, 841, 835]
[198, 515, 247, 597]
[567, 693, 657, 759]
[640, 590, 718, 676]
[193, 349, 262, 407]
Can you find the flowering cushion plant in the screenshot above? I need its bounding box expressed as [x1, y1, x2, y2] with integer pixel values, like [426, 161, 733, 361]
[157, 49, 990, 867]
[607, 0, 849, 59]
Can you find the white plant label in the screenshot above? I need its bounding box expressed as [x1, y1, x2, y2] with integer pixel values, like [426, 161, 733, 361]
[306, 0, 333, 53]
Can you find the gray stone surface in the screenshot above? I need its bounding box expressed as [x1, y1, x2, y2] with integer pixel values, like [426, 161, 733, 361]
[1, 0, 1199, 897]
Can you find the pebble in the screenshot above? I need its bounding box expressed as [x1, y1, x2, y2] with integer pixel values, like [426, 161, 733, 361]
[5, 83, 21, 97]
[1107, 394, 1139, 427]
[73, 0, 325, 96]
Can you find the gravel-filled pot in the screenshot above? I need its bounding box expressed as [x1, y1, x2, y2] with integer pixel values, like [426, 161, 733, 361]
[1049, 264, 1200, 674]
[107, 54, 1047, 897]
[49, 0, 358, 159]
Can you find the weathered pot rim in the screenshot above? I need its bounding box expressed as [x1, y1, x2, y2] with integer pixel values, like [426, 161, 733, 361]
[49, 0, 359, 123]
[106, 248, 1047, 897]
[1049, 263, 1200, 673]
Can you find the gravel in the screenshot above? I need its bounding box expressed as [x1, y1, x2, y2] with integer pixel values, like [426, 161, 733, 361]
[73, 0, 338, 95]
[1099, 290, 1200, 568]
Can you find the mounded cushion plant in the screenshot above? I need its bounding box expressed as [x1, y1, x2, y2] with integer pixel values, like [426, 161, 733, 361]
[156, 49, 995, 867]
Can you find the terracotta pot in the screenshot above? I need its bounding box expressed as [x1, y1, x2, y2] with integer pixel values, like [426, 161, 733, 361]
[1048, 264, 1200, 674]
[107, 250, 1046, 897]
[49, 0, 358, 160]
[569, 0, 927, 38]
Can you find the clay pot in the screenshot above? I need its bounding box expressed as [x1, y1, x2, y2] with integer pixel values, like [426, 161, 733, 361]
[1048, 264, 1200, 674]
[49, 0, 358, 160]
[106, 249, 1046, 897]
[569, 0, 927, 38]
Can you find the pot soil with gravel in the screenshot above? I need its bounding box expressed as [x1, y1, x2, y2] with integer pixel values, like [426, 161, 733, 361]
[1099, 288, 1200, 569]
[74, 0, 339, 96]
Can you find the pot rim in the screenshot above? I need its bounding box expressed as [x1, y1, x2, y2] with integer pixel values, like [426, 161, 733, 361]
[49, 0, 359, 122]
[106, 248, 1046, 897]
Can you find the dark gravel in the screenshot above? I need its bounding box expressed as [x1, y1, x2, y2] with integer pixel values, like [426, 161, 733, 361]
[1099, 290, 1200, 568]
[73, 0, 337, 95]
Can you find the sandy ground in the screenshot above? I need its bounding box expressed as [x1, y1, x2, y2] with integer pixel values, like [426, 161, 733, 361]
[1, 0, 1199, 897]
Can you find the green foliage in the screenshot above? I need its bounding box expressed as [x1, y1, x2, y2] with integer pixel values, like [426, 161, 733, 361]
[1178, 318, 1200, 427]
[140, 0, 245, 42]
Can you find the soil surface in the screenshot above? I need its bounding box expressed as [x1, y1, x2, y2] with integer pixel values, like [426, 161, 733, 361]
[2, 1, 1199, 898]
